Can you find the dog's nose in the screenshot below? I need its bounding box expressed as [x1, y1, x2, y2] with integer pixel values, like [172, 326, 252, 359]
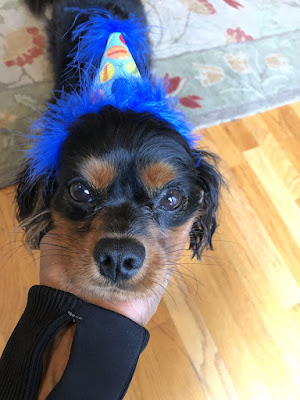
[94, 238, 145, 282]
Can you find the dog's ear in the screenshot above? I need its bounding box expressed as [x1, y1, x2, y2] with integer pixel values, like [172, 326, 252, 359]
[189, 149, 224, 259]
[16, 163, 56, 249]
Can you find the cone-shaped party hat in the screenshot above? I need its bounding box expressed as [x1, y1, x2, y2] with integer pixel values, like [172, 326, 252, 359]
[92, 32, 141, 98]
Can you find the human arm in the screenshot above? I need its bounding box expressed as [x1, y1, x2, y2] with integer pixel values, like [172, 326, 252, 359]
[0, 285, 149, 400]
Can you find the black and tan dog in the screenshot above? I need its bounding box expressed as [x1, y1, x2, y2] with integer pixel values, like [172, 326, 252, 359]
[17, 0, 222, 304]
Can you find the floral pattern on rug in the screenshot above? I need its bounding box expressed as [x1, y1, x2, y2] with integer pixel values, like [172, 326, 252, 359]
[3, 27, 45, 68]
[0, 4, 52, 88]
[225, 28, 253, 43]
[164, 73, 203, 108]
[0, 0, 300, 188]
[146, 0, 300, 58]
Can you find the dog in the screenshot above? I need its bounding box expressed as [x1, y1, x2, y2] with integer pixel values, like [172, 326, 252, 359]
[16, 0, 223, 305]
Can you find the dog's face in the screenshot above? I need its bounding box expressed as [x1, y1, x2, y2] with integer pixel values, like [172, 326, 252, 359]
[17, 107, 222, 301]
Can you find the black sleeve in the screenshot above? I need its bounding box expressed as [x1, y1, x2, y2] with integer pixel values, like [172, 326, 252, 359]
[0, 285, 149, 400]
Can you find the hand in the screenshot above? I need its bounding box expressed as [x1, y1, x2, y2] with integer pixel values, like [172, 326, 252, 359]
[40, 231, 166, 326]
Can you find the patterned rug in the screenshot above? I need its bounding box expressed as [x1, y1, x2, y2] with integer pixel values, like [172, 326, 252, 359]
[1, 0, 300, 188]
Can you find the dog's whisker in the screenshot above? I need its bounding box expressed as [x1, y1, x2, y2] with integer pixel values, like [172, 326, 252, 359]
[164, 241, 188, 251]
[164, 277, 191, 301]
[165, 247, 188, 255]
[40, 242, 80, 255]
[140, 282, 161, 303]
[21, 251, 74, 266]
[0, 243, 31, 264]
[36, 253, 73, 260]
[166, 267, 199, 287]
[170, 274, 201, 299]
[159, 265, 202, 298]
[39, 261, 72, 269]
[163, 267, 195, 289]
[46, 232, 82, 246]
[200, 252, 220, 259]
[165, 261, 196, 273]
[212, 239, 241, 245]
[163, 262, 203, 292]
[0, 242, 26, 257]
[46, 236, 78, 248]
[166, 261, 218, 266]
[0, 239, 25, 249]
[150, 278, 178, 310]
[39, 242, 78, 250]
[42, 236, 77, 249]
[168, 259, 224, 285]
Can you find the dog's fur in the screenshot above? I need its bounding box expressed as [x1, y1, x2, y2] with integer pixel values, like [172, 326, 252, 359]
[17, 0, 223, 304]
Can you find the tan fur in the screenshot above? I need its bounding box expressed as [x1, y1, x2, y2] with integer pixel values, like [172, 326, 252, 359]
[80, 156, 116, 189]
[140, 162, 176, 190]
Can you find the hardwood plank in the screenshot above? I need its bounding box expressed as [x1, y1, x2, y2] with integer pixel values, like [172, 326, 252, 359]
[163, 283, 239, 400]
[260, 107, 295, 141]
[289, 304, 300, 334]
[246, 127, 300, 200]
[172, 250, 275, 400]
[261, 112, 300, 172]
[216, 120, 258, 152]
[277, 105, 300, 140]
[290, 102, 300, 118]
[0, 186, 39, 348]
[201, 125, 245, 169]
[202, 215, 300, 399]
[127, 310, 208, 400]
[244, 147, 300, 246]
[204, 132, 300, 309]
[231, 162, 300, 285]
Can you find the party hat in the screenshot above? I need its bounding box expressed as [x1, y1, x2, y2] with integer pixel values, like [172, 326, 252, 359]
[92, 32, 141, 98]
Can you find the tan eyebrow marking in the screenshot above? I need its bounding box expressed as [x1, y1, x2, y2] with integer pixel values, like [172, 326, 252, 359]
[80, 157, 116, 190]
[141, 162, 176, 189]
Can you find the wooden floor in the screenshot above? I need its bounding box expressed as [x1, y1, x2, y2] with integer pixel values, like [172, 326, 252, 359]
[0, 104, 300, 400]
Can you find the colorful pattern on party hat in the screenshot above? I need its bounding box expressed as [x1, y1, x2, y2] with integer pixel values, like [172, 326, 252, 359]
[93, 32, 141, 97]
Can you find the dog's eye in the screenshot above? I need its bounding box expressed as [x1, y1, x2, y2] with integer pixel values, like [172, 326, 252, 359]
[69, 183, 92, 203]
[159, 190, 183, 211]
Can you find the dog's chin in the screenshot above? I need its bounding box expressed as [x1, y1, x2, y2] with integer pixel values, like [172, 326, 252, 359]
[91, 285, 147, 303]
[71, 278, 161, 303]
[92, 276, 142, 298]
[81, 266, 169, 302]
